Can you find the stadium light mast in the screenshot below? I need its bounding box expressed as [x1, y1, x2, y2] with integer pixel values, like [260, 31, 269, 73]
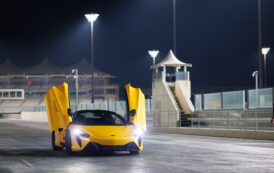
[257, 0, 263, 88]
[85, 12, 99, 103]
[173, 0, 176, 55]
[261, 47, 270, 87]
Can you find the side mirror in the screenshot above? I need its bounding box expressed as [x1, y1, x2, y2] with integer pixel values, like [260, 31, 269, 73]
[130, 109, 136, 117]
[67, 109, 72, 116]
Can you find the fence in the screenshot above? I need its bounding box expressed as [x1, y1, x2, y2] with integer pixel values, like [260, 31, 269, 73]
[79, 99, 153, 118]
[248, 88, 273, 109]
[195, 88, 273, 111]
[154, 109, 274, 131]
[22, 99, 154, 116]
[23, 106, 46, 112]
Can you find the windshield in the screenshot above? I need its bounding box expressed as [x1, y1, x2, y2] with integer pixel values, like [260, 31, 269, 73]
[72, 110, 127, 126]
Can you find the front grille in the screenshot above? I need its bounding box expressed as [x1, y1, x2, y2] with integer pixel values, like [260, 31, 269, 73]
[84, 142, 139, 151]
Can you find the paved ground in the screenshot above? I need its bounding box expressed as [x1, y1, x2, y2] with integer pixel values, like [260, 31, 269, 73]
[1, 119, 274, 173]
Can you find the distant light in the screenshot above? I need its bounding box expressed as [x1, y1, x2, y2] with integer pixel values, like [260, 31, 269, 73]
[148, 49, 159, 58]
[261, 47, 270, 55]
[252, 71, 258, 77]
[85, 13, 99, 23]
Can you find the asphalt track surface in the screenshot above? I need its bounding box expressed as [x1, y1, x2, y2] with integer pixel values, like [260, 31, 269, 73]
[0, 119, 274, 173]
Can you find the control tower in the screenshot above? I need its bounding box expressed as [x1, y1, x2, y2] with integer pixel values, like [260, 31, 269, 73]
[152, 50, 194, 127]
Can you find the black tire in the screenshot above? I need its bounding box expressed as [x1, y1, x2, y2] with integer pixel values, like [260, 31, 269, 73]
[51, 131, 63, 150]
[130, 150, 139, 155]
[65, 130, 73, 154]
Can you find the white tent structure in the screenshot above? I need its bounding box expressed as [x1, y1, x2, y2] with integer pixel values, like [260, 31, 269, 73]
[152, 50, 192, 73]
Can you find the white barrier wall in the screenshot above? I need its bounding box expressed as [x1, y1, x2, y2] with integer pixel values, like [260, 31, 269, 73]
[21, 112, 48, 122]
[152, 80, 179, 127]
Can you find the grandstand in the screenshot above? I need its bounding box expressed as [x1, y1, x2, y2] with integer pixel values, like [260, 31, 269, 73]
[0, 58, 119, 113]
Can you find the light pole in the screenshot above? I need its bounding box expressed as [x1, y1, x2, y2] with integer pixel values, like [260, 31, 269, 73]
[148, 49, 159, 67]
[72, 69, 79, 110]
[257, 0, 263, 88]
[252, 71, 258, 89]
[261, 47, 270, 87]
[85, 12, 99, 103]
[173, 0, 176, 55]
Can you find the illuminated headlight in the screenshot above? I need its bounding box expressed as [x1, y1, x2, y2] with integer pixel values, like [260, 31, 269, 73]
[73, 128, 90, 137]
[133, 128, 144, 137]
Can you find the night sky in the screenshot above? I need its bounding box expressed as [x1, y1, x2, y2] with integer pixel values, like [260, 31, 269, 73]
[0, 0, 273, 90]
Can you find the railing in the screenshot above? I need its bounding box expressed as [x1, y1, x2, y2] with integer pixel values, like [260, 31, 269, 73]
[153, 109, 274, 131]
[195, 88, 273, 111]
[20, 99, 154, 115]
[152, 71, 189, 82]
[152, 72, 162, 82]
[23, 106, 46, 112]
[175, 71, 188, 81]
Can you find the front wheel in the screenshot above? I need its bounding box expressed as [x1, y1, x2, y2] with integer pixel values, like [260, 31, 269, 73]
[65, 130, 72, 154]
[130, 150, 139, 155]
[51, 131, 63, 150]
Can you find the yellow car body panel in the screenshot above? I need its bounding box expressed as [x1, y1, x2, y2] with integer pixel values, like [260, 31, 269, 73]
[45, 83, 145, 153]
[44, 82, 71, 146]
[125, 83, 146, 131]
[45, 82, 71, 132]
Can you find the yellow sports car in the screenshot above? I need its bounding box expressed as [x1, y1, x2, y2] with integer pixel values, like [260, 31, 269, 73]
[45, 82, 146, 154]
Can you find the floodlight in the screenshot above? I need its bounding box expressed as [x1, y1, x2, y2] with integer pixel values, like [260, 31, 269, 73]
[148, 49, 159, 58]
[85, 13, 99, 23]
[261, 47, 270, 55]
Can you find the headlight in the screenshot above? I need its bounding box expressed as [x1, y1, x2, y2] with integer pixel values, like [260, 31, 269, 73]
[133, 128, 144, 137]
[73, 128, 90, 137]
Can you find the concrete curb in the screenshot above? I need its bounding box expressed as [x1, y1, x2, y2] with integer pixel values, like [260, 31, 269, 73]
[149, 127, 274, 141]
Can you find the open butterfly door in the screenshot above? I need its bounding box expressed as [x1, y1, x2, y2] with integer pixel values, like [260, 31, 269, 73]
[45, 82, 72, 146]
[125, 83, 146, 131]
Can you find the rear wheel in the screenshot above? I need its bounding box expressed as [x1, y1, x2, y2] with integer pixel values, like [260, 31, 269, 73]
[51, 131, 63, 150]
[65, 130, 72, 154]
[130, 150, 139, 155]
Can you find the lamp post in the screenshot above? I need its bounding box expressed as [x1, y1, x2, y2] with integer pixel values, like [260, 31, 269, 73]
[252, 71, 258, 90]
[252, 70, 259, 123]
[173, 0, 176, 55]
[261, 47, 270, 87]
[85, 12, 99, 103]
[148, 49, 159, 66]
[257, 0, 263, 88]
[148, 49, 159, 75]
[72, 69, 79, 110]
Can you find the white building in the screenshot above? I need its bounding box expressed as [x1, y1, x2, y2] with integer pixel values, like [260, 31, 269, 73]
[152, 50, 194, 127]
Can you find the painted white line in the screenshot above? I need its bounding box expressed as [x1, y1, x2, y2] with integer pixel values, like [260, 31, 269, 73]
[21, 159, 34, 168]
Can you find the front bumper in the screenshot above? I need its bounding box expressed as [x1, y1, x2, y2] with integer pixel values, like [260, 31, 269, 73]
[82, 141, 140, 152]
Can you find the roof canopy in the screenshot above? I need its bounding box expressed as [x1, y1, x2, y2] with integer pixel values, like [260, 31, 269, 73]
[153, 50, 192, 68]
[0, 58, 112, 77]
